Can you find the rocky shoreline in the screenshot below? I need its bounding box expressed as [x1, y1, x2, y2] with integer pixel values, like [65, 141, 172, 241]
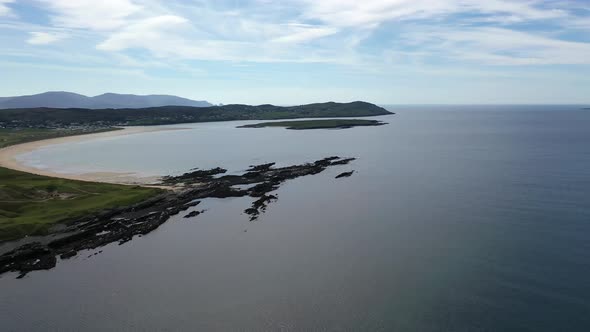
[0, 156, 356, 278]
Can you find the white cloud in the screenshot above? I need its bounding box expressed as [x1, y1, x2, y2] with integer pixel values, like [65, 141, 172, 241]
[294, 0, 588, 66]
[300, 0, 454, 28]
[95, 9, 349, 63]
[299, 0, 566, 28]
[404, 27, 590, 65]
[0, 0, 14, 17]
[39, 0, 142, 30]
[97, 15, 188, 51]
[27, 31, 68, 45]
[23, 0, 590, 66]
[271, 24, 338, 44]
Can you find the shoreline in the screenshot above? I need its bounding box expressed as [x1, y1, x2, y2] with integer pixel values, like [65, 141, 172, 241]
[0, 126, 189, 186]
[1, 156, 357, 277]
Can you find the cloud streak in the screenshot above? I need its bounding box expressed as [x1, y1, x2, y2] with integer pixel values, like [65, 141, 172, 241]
[299, 0, 567, 28]
[27, 31, 67, 45]
[39, 0, 142, 30]
[0, 0, 14, 17]
[3, 0, 590, 68]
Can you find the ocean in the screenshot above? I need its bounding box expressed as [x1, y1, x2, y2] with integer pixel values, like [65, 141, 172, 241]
[2, 105, 590, 331]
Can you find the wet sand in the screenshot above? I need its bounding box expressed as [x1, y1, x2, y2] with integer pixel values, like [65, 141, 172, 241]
[0, 126, 189, 186]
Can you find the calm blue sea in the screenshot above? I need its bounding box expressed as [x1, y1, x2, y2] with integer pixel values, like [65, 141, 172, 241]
[1, 105, 590, 331]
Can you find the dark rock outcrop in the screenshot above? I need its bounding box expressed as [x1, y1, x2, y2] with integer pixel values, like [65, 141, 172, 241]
[0, 156, 356, 278]
[336, 171, 355, 178]
[184, 210, 204, 218]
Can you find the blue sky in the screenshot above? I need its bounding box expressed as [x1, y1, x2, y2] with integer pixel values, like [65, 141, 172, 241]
[0, 0, 589, 105]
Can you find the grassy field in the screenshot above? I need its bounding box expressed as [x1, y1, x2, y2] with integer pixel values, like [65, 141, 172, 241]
[0, 128, 162, 242]
[239, 119, 387, 130]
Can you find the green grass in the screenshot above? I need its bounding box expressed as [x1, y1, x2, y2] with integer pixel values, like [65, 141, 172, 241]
[0, 128, 162, 242]
[239, 119, 387, 130]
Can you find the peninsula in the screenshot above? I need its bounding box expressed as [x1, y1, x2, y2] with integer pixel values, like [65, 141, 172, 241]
[0, 101, 392, 128]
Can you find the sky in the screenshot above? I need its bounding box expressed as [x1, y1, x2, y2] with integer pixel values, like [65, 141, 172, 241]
[0, 0, 589, 105]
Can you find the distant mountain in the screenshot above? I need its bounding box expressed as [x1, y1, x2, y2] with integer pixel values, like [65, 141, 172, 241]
[0, 92, 97, 109]
[0, 91, 212, 109]
[91, 93, 212, 108]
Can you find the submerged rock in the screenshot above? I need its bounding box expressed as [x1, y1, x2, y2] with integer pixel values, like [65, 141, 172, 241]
[245, 194, 278, 221]
[336, 171, 355, 178]
[184, 210, 204, 218]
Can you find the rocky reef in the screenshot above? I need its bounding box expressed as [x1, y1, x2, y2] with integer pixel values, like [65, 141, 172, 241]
[0, 156, 356, 278]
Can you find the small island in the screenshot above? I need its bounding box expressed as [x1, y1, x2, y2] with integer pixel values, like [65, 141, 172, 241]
[238, 119, 387, 130]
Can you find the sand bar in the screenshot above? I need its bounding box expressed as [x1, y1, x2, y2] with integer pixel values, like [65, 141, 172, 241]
[0, 126, 189, 186]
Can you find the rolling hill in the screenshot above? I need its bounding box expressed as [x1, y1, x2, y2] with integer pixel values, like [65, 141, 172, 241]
[0, 91, 212, 109]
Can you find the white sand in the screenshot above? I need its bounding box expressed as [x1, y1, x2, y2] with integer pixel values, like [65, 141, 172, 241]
[0, 126, 188, 186]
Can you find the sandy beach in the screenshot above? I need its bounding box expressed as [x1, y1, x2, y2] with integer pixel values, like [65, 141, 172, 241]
[0, 126, 189, 186]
